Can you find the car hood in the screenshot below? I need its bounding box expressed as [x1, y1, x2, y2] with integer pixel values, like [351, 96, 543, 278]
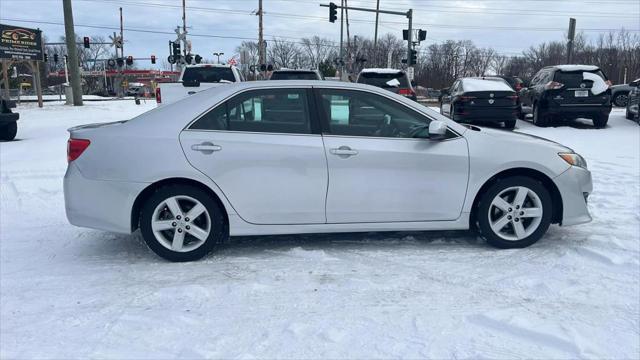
[468, 125, 574, 153]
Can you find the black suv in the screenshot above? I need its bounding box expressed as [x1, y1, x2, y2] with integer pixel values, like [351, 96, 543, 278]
[519, 65, 612, 128]
[0, 96, 19, 141]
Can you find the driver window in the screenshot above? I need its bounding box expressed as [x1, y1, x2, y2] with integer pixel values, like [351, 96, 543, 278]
[318, 89, 431, 138]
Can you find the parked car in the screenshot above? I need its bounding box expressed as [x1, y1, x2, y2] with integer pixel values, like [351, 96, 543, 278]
[495, 75, 525, 118]
[440, 77, 518, 129]
[519, 65, 612, 128]
[269, 69, 323, 80]
[156, 64, 243, 106]
[611, 78, 639, 107]
[356, 68, 417, 101]
[0, 95, 19, 141]
[626, 84, 639, 122]
[64, 81, 592, 261]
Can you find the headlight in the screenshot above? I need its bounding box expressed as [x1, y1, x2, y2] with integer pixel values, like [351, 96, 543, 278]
[559, 152, 588, 169]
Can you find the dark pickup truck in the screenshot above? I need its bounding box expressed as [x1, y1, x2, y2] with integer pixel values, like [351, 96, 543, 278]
[1, 96, 19, 141]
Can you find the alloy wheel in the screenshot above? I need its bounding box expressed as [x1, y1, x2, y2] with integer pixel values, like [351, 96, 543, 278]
[151, 195, 211, 252]
[487, 186, 543, 241]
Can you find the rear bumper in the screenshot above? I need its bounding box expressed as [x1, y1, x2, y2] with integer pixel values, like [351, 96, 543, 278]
[546, 102, 611, 118]
[455, 107, 517, 122]
[553, 165, 593, 226]
[64, 163, 148, 234]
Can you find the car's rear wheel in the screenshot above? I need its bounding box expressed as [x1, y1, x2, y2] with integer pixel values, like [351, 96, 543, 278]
[627, 109, 634, 120]
[532, 103, 549, 127]
[476, 176, 552, 249]
[140, 185, 227, 262]
[593, 114, 608, 128]
[613, 93, 629, 107]
[516, 105, 525, 120]
[0, 121, 17, 141]
[504, 118, 516, 129]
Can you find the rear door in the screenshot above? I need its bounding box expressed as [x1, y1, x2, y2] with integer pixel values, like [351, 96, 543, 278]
[316, 87, 469, 223]
[180, 87, 328, 225]
[552, 70, 610, 106]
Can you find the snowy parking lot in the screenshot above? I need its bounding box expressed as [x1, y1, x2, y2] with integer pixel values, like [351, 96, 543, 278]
[1, 100, 638, 358]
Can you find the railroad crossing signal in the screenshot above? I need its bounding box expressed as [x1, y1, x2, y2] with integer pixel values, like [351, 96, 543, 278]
[126, 56, 134, 66]
[83, 36, 90, 49]
[172, 41, 181, 56]
[194, 54, 202, 64]
[329, 2, 338, 22]
[151, 55, 156, 64]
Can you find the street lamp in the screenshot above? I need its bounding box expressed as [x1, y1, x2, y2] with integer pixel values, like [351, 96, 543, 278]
[213, 52, 224, 64]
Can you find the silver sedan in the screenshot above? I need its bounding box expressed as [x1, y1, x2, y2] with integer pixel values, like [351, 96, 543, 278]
[64, 81, 592, 261]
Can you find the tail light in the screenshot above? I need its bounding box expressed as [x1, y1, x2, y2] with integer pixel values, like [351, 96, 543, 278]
[398, 88, 415, 97]
[459, 96, 477, 102]
[67, 139, 91, 162]
[507, 95, 518, 103]
[545, 81, 564, 90]
[605, 80, 613, 87]
[155, 87, 162, 103]
[515, 83, 523, 91]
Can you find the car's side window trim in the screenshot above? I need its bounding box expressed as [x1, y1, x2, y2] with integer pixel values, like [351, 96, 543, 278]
[312, 87, 461, 140]
[185, 86, 318, 136]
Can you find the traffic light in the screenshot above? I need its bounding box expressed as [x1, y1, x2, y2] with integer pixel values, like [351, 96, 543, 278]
[83, 36, 90, 49]
[172, 41, 181, 56]
[194, 54, 202, 64]
[329, 2, 337, 23]
[53, 53, 59, 63]
[403, 30, 408, 41]
[126, 56, 133, 66]
[150, 55, 156, 64]
[44, 53, 48, 62]
[409, 49, 417, 65]
[418, 30, 427, 41]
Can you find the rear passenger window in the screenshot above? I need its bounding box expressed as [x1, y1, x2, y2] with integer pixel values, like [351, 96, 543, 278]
[190, 89, 311, 134]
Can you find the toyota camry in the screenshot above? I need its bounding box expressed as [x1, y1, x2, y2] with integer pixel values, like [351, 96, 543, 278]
[64, 81, 592, 261]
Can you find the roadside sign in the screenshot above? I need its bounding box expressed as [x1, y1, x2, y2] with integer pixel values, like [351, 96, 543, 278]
[0, 24, 44, 61]
[406, 66, 414, 81]
[228, 57, 237, 66]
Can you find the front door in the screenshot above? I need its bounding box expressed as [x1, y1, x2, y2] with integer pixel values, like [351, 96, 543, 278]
[316, 88, 469, 223]
[180, 88, 328, 225]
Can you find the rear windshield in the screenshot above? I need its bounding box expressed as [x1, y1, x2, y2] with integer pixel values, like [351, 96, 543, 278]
[182, 67, 235, 83]
[270, 71, 319, 80]
[554, 70, 606, 88]
[358, 72, 409, 88]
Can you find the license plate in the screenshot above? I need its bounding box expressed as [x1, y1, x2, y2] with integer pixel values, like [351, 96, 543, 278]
[575, 90, 589, 97]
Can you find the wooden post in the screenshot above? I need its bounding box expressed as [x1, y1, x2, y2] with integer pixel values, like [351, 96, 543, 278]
[1, 60, 10, 99]
[34, 61, 43, 108]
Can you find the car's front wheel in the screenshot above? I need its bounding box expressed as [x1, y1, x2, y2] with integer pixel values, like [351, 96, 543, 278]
[613, 92, 629, 107]
[140, 185, 227, 261]
[476, 176, 552, 249]
[0, 121, 17, 141]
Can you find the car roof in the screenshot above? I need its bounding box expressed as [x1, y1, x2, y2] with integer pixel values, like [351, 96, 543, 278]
[272, 69, 318, 73]
[359, 68, 405, 74]
[544, 64, 600, 72]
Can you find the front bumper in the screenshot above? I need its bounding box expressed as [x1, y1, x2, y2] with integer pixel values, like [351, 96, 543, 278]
[64, 163, 148, 234]
[553, 165, 593, 226]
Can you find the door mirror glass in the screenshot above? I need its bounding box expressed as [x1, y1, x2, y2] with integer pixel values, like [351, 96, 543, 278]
[428, 120, 447, 140]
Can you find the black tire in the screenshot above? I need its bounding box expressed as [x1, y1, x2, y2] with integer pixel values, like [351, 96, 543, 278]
[504, 118, 516, 129]
[476, 176, 553, 249]
[532, 103, 549, 127]
[140, 185, 227, 262]
[613, 93, 629, 107]
[626, 109, 633, 120]
[0, 121, 17, 141]
[516, 105, 525, 120]
[593, 114, 608, 128]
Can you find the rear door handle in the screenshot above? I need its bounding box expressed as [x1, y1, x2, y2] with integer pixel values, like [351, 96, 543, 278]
[330, 146, 358, 157]
[191, 142, 222, 154]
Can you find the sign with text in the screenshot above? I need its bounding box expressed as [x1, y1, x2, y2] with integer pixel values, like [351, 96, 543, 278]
[0, 24, 43, 61]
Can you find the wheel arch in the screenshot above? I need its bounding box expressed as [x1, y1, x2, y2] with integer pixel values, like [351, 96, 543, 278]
[130, 177, 229, 232]
[469, 167, 563, 229]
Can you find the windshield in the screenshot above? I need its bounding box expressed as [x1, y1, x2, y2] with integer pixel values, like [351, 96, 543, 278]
[182, 67, 236, 83]
[270, 71, 319, 80]
[358, 72, 409, 88]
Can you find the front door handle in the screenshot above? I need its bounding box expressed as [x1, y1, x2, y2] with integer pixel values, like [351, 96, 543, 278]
[330, 146, 358, 157]
[191, 142, 222, 154]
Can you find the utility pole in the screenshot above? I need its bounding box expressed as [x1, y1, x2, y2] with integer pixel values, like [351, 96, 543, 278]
[566, 17, 576, 64]
[339, 0, 345, 80]
[182, 0, 187, 34]
[374, 0, 380, 49]
[116, 7, 124, 98]
[62, 0, 83, 106]
[258, 0, 264, 78]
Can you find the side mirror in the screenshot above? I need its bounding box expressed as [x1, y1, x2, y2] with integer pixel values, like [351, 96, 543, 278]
[428, 120, 447, 140]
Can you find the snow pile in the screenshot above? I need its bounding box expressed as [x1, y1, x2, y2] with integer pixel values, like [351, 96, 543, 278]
[0, 100, 638, 358]
[462, 78, 513, 92]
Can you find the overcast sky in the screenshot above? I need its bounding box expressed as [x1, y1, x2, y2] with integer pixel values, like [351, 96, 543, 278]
[1, 0, 638, 68]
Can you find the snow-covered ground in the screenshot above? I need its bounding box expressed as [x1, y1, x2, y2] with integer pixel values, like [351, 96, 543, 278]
[1, 100, 638, 359]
